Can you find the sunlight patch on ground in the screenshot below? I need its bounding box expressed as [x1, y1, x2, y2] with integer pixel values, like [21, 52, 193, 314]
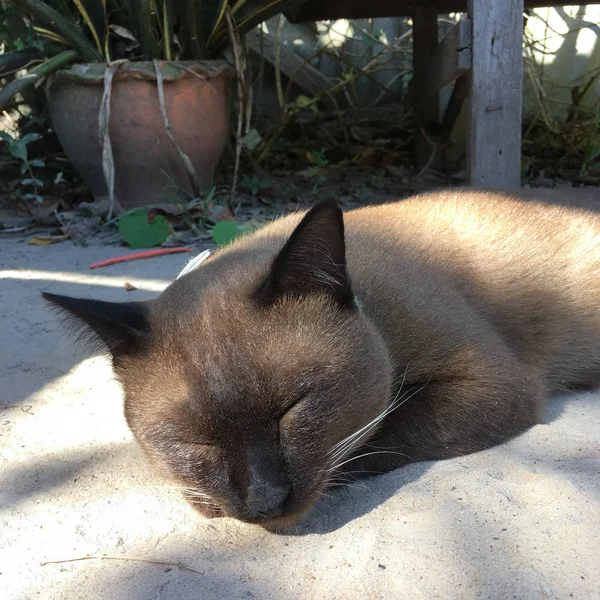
[0, 269, 170, 292]
[5, 356, 129, 455]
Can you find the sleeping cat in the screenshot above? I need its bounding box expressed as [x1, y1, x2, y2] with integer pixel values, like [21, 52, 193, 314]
[43, 190, 600, 530]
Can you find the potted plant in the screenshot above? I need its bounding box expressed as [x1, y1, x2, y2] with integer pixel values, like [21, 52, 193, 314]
[2, 0, 310, 210]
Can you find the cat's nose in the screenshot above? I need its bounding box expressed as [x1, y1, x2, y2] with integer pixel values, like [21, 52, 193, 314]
[245, 444, 292, 518]
[245, 481, 291, 518]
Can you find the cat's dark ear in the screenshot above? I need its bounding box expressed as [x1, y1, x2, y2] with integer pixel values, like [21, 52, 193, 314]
[42, 292, 150, 356]
[255, 199, 354, 308]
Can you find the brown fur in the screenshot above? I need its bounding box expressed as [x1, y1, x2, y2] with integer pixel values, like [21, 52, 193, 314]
[43, 189, 600, 530]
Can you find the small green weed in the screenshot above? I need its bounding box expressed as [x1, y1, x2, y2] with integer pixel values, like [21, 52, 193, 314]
[0, 131, 45, 203]
[372, 170, 386, 189]
[581, 141, 600, 176]
[241, 174, 273, 196]
[305, 148, 329, 193]
[308, 148, 329, 169]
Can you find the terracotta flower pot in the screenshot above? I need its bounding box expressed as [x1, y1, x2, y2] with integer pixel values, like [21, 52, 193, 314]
[47, 61, 235, 209]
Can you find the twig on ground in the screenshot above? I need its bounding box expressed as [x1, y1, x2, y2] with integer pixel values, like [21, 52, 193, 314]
[274, 15, 285, 108]
[2, 403, 33, 413]
[413, 111, 437, 178]
[40, 555, 204, 575]
[89, 247, 192, 269]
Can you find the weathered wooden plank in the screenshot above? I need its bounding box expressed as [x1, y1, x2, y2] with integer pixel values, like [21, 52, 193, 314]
[287, 0, 596, 23]
[412, 6, 440, 168]
[466, 0, 523, 189]
[287, 0, 413, 21]
[441, 72, 469, 138]
[245, 28, 336, 108]
[410, 18, 472, 103]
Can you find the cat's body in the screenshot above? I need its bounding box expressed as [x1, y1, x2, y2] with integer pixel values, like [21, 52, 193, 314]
[45, 190, 600, 530]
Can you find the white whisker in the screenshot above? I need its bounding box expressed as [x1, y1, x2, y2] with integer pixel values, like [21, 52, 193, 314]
[327, 363, 413, 459]
[326, 377, 430, 472]
[327, 376, 427, 466]
[314, 490, 336, 500]
[181, 490, 212, 498]
[329, 449, 412, 472]
[324, 479, 368, 492]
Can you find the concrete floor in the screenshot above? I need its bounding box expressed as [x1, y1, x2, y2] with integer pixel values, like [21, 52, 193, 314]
[1, 237, 598, 600]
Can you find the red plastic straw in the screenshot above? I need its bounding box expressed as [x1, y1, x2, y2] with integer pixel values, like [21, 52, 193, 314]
[90, 247, 192, 269]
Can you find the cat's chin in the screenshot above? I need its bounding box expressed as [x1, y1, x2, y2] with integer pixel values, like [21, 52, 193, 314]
[186, 495, 315, 532]
[256, 509, 313, 534]
[233, 505, 314, 533]
[183, 498, 225, 519]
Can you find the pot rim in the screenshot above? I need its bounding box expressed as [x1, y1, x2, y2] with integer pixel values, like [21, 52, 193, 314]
[49, 60, 236, 85]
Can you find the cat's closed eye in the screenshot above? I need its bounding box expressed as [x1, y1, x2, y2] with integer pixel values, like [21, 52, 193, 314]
[279, 390, 311, 421]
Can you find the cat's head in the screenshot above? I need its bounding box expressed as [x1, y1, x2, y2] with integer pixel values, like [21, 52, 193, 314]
[44, 201, 392, 530]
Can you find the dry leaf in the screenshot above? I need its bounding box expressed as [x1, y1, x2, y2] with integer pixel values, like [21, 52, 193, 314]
[78, 198, 113, 217]
[124, 281, 138, 291]
[0, 226, 27, 233]
[1, 217, 33, 230]
[149, 203, 186, 217]
[208, 203, 234, 222]
[242, 129, 262, 151]
[27, 233, 71, 246]
[30, 200, 59, 219]
[61, 217, 102, 241]
[108, 24, 138, 43]
[30, 200, 60, 226]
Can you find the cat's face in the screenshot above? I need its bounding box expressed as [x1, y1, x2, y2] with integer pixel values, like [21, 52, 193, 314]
[120, 293, 391, 528]
[44, 201, 392, 529]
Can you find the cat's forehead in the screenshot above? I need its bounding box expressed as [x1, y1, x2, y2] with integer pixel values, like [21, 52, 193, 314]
[178, 303, 339, 391]
[157, 277, 345, 358]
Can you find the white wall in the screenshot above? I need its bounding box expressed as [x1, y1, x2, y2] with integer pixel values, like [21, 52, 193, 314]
[524, 4, 600, 119]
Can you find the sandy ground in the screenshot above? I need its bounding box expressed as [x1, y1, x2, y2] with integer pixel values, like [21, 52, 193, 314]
[1, 237, 599, 600]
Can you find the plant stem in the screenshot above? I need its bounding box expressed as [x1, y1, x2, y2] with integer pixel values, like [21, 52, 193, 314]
[0, 48, 43, 76]
[71, 0, 104, 56]
[10, 0, 102, 62]
[161, 0, 175, 60]
[274, 15, 284, 108]
[225, 8, 244, 199]
[209, 0, 309, 53]
[0, 49, 79, 112]
[181, 0, 206, 59]
[205, 0, 229, 49]
[27, 163, 40, 201]
[131, 0, 159, 59]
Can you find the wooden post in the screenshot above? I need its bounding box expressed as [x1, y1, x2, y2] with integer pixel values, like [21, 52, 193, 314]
[412, 19, 472, 102]
[412, 7, 439, 169]
[467, 0, 523, 189]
